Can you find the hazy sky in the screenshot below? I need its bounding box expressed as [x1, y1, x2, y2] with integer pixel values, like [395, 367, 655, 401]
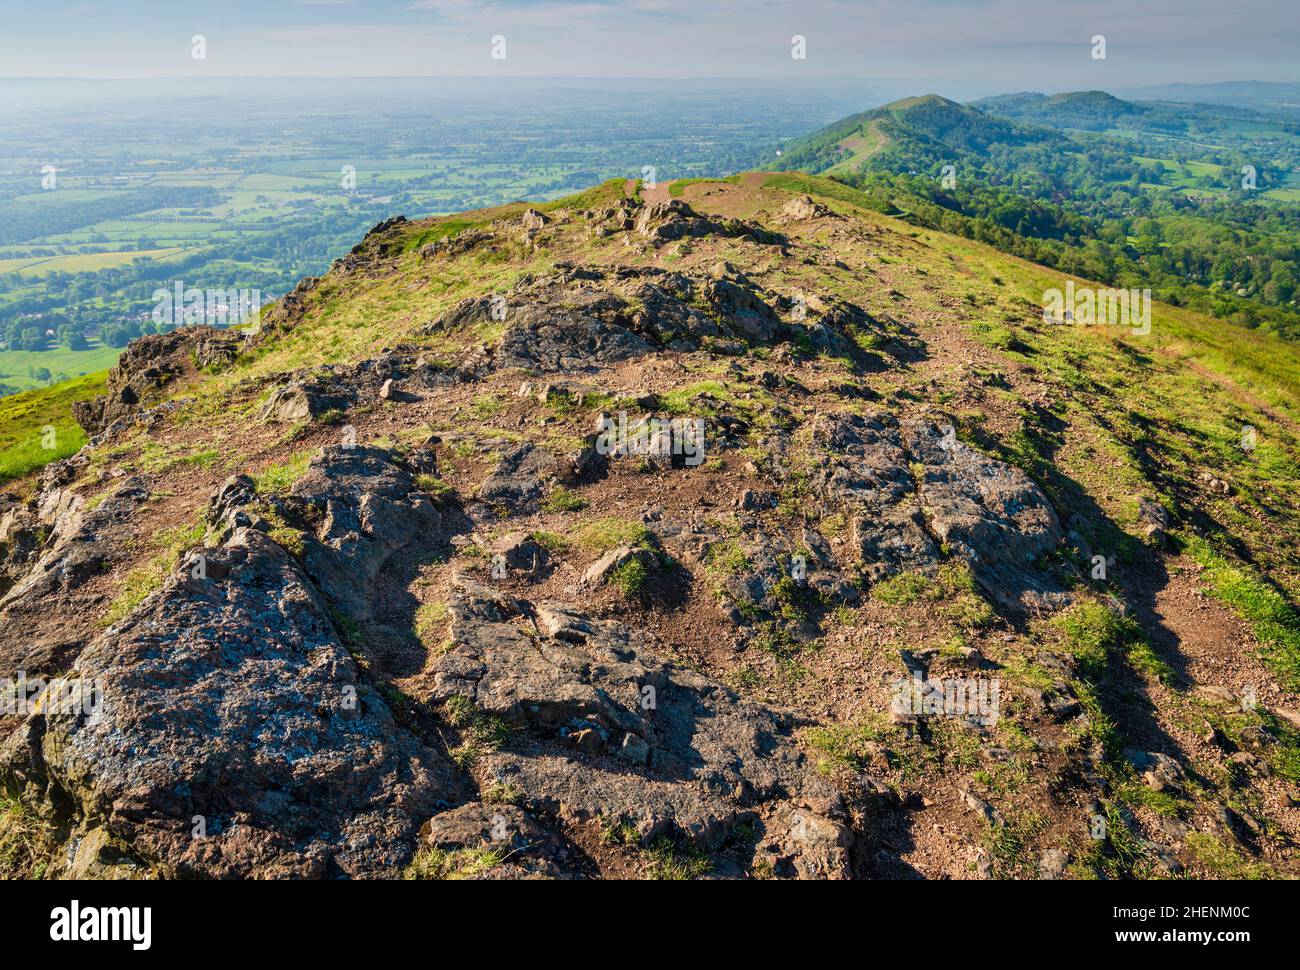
[1, 0, 1295, 92]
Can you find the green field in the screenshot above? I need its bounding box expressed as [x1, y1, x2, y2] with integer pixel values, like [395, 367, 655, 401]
[0, 340, 121, 393]
[0, 247, 186, 277]
[0, 370, 105, 482]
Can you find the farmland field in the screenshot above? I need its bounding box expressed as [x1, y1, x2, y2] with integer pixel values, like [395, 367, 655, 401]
[0, 77, 875, 394]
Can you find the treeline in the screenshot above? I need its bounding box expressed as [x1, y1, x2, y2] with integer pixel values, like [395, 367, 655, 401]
[0, 199, 397, 351]
[844, 170, 1300, 339]
[783, 99, 1300, 337]
[0, 186, 224, 246]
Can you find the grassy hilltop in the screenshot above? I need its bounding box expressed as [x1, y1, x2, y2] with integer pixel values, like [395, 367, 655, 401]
[1, 172, 1297, 880]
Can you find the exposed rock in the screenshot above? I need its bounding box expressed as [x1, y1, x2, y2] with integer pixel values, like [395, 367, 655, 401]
[286, 445, 443, 623]
[808, 413, 937, 580]
[256, 274, 322, 338]
[1038, 847, 1070, 879]
[428, 574, 849, 874]
[960, 789, 1004, 827]
[905, 420, 1065, 611]
[678, 519, 857, 633]
[581, 544, 657, 587]
[779, 194, 835, 221]
[258, 377, 354, 424]
[1, 528, 460, 878]
[704, 278, 785, 344]
[478, 443, 559, 514]
[73, 327, 241, 436]
[0, 477, 152, 678]
[487, 531, 547, 574]
[415, 802, 574, 879]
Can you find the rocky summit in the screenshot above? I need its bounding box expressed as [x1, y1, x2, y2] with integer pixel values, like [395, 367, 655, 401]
[1, 175, 1297, 880]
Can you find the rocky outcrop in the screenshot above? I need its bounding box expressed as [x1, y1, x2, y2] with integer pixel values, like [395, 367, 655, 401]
[633, 199, 785, 247]
[675, 518, 858, 636]
[424, 264, 795, 373]
[257, 351, 463, 425]
[809, 413, 939, 581]
[803, 412, 1066, 608]
[429, 574, 853, 876]
[0, 477, 152, 679]
[255, 274, 322, 339]
[73, 327, 241, 436]
[285, 445, 445, 623]
[1, 528, 460, 878]
[779, 194, 836, 221]
[905, 420, 1066, 611]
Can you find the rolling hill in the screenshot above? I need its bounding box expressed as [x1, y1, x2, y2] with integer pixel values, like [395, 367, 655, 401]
[0, 173, 1297, 880]
[772, 93, 1300, 342]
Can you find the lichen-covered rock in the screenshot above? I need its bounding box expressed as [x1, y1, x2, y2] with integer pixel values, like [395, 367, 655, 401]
[425, 264, 794, 372]
[0, 477, 152, 679]
[905, 420, 1065, 610]
[1, 528, 461, 878]
[285, 445, 444, 623]
[414, 803, 577, 879]
[808, 413, 939, 580]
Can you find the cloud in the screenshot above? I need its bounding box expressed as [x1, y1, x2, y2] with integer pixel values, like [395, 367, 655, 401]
[0, 0, 1293, 83]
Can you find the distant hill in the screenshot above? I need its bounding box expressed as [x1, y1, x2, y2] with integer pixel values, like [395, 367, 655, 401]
[971, 89, 1292, 136]
[970, 90, 1160, 132]
[773, 93, 1052, 178]
[769, 91, 1300, 342]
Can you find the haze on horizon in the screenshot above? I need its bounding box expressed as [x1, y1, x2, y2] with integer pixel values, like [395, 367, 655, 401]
[0, 0, 1296, 100]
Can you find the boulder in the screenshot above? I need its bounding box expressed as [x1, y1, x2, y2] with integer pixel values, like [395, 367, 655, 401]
[1, 528, 461, 878]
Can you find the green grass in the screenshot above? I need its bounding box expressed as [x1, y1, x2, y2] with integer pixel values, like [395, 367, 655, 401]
[413, 473, 457, 505]
[404, 844, 509, 880]
[979, 811, 1046, 879]
[0, 371, 105, 483]
[442, 695, 509, 770]
[252, 448, 316, 496]
[401, 218, 486, 254]
[413, 600, 450, 653]
[100, 517, 206, 628]
[759, 172, 890, 212]
[803, 720, 884, 776]
[0, 786, 54, 879]
[608, 556, 651, 597]
[0, 341, 122, 394]
[871, 564, 993, 628]
[643, 837, 711, 880]
[1185, 832, 1282, 879]
[1051, 601, 1170, 683]
[573, 517, 653, 553]
[872, 570, 933, 605]
[667, 176, 739, 197]
[540, 485, 587, 513]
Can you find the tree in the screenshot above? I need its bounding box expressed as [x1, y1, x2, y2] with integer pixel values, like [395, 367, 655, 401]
[18, 327, 47, 351]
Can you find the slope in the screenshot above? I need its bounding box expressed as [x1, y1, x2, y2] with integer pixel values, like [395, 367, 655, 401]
[0, 174, 1297, 881]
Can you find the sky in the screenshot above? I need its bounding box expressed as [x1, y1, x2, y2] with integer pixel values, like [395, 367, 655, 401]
[0, 0, 1296, 94]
